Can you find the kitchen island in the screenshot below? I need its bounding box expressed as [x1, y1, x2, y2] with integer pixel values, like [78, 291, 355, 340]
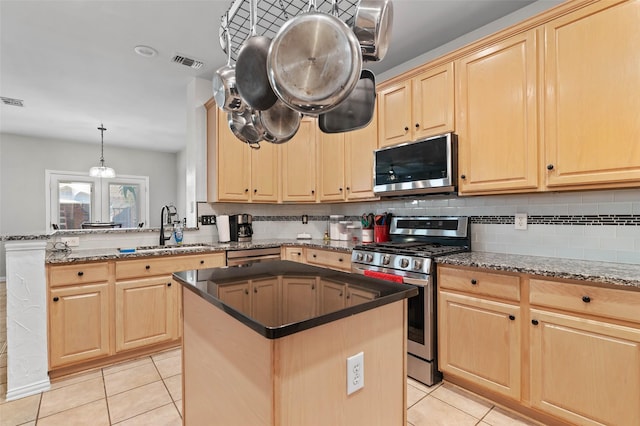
[173, 261, 418, 426]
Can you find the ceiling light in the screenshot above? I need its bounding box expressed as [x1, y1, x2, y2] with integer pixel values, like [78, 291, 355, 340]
[89, 124, 116, 178]
[134, 45, 158, 57]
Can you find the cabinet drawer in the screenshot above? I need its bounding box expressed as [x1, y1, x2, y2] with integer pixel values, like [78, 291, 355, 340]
[49, 263, 109, 287]
[116, 252, 226, 279]
[438, 266, 520, 302]
[530, 279, 640, 324]
[306, 248, 351, 271]
[282, 246, 305, 262]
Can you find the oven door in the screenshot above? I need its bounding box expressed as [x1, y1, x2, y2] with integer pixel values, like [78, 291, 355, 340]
[352, 265, 435, 361]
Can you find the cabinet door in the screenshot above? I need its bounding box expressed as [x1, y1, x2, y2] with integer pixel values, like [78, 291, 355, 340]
[318, 279, 346, 314]
[378, 80, 412, 147]
[49, 283, 111, 368]
[346, 286, 377, 306]
[281, 246, 305, 263]
[217, 109, 251, 201]
[281, 118, 317, 202]
[439, 291, 521, 400]
[344, 109, 378, 200]
[218, 282, 251, 315]
[318, 132, 346, 201]
[251, 277, 281, 327]
[115, 276, 178, 352]
[251, 141, 279, 202]
[456, 30, 539, 194]
[530, 309, 640, 426]
[544, 0, 640, 188]
[412, 62, 455, 140]
[281, 277, 317, 323]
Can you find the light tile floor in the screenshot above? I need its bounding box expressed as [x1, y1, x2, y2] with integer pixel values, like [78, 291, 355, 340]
[0, 347, 544, 426]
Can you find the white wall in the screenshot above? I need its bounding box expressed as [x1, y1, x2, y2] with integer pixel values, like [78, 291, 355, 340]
[0, 133, 178, 234]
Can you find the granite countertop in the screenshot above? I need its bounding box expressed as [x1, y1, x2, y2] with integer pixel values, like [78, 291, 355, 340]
[45, 239, 357, 264]
[173, 260, 418, 339]
[437, 252, 640, 290]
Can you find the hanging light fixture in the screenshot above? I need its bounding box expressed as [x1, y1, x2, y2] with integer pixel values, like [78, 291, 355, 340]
[89, 123, 116, 178]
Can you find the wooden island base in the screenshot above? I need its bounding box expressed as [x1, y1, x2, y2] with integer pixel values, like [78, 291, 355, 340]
[182, 288, 408, 426]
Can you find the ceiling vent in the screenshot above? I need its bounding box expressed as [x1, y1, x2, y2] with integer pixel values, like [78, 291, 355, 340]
[1, 97, 24, 107]
[171, 53, 204, 70]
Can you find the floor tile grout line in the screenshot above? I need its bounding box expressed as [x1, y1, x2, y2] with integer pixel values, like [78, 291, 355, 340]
[101, 367, 113, 426]
[425, 392, 494, 422]
[110, 400, 179, 425]
[153, 353, 183, 418]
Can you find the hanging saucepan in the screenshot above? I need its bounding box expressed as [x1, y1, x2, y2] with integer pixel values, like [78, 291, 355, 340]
[318, 69, 376, 133]
[351, 0, 394, 62]
[252, 99, 302, 144]
[228, 108, 262, 149]
[267, 0, 362, 115]
[212, 27, 245, 113]
[235, 0, 278, 111]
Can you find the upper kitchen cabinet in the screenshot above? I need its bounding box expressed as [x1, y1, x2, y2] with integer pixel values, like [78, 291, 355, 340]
[378, 62, 454, 148]
[318, 108, 378, 201]
[281, 117, 317, 202]
[206, 103, 279, 202]
[456, 30, 539, 195]
[543, 0, 640, 190]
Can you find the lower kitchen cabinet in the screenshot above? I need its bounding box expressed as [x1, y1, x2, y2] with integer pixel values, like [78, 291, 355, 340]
[115, 276, 179, 352]
[281, 246, 306, 263]
[319, 279, 346, 314]
[49, 283, 110, 368]
[347, 286, 378, 306]
[306, 248, 351, 272]
[281, 276, 317, 323]
[251, 277, 281, 326]
[438, 291, 521, 400]
[218, 281, 251, 315]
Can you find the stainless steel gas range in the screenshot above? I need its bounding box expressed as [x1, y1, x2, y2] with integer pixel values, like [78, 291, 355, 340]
[351, 216, 470, 386]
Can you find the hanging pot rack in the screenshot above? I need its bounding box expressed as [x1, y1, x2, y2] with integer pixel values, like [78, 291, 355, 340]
[220, 0, 360, 61]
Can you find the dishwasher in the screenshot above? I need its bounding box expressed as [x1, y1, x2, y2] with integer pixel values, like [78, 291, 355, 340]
[226, 247, 281, 266]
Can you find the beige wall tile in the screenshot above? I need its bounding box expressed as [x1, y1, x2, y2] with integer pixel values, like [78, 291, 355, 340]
[37, 399, 109, 426]
[107, 380, 172, 423]
[431, 382, 493, 419]
[408, 395, 478, 426]
[39, 377, 105, 418]
[163, 374, 182, 401]
[113, 402, 181, 426]
[104, 363, 161, 396]
[153, 355, 181, 379]
[0, 393, 40, 425]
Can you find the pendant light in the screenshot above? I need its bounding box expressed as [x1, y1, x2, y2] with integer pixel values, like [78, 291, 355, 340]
[89, 123, 116, 178]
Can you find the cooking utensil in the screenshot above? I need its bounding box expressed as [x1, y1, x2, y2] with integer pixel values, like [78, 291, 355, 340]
[267, 0, 362, 115]
[212, 27, 245, 113]
[318, 69, 376, 133]
[235, 0, 278, 111]
[228, 108, 262, 149]
[252, 99, 302, 144]
[352, 0, 394, 62]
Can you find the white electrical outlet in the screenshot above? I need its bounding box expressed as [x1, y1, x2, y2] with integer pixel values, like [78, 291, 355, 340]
[61, 237, 80, 247]
[515, 213, 528, 230]
[347, 352, 364, 395]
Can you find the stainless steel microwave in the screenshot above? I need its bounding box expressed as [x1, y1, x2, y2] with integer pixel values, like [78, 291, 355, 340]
[373, 133, 457, 197]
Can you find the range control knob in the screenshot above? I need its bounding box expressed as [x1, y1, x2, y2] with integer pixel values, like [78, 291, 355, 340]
[365, 254, 374, 262]
[382, 255, 391, 265]
[356, 253, 363, 261]
[413, 259, 423, 270]
[400, 258, 409, 268]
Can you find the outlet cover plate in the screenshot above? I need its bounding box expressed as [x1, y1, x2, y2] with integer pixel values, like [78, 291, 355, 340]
[515, 213, 528, 230]
[347, 352, 364, 395]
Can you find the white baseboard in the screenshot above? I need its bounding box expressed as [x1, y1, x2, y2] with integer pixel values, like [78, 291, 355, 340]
[5, 378, 51, 402]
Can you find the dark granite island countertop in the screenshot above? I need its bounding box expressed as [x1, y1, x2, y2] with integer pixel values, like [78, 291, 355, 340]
[173, 260, 418, 339]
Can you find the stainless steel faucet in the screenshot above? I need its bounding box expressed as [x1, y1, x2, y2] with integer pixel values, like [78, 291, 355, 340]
[160, 204, 178, 246]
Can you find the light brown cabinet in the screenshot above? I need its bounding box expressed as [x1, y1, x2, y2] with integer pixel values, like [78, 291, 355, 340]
[543, 0, 640, 190]
[49, 282, 110, 368]
[456, 30, 539, 195]
[438, 267, 521, 400]
[281, 276, 317, 323]
[209, 106, 279, 202]
[318, 110, 378, 201]
[281, 118, 317, 202]
[378, 62, 454, 148]
[217, 281, 251, 314]
[306, 248, 351, 272]
[281, 246, 306, 263]
[318, 279, 346, 314]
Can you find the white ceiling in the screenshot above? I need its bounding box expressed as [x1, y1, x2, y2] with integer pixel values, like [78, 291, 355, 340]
[0, 0, 539, 153]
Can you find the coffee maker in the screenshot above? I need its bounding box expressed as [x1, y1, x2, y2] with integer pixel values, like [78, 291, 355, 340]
[229, 214, 253, 242]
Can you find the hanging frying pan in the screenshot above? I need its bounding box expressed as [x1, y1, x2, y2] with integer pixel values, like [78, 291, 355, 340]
[212, 27, 245, 113]
[235, 0, 278, 111]
[267, 0, 362, 115]
[228, 108, 262, 149]
[352, 0, 394, 62]
[318, 69, 376, 133]
[252, 99, 302, 144]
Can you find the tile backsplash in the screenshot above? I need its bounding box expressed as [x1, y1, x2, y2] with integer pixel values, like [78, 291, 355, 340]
[200, 188, 640, 265]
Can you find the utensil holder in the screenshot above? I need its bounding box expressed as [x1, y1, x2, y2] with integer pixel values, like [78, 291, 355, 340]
[374, 225, 389, 242]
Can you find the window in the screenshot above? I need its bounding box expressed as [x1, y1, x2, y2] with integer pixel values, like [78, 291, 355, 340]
[46, 171, 149, 230]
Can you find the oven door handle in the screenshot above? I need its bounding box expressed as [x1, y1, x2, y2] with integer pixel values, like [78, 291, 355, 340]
[401, 277, 430, 287]
[354, 266, 430, 287]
